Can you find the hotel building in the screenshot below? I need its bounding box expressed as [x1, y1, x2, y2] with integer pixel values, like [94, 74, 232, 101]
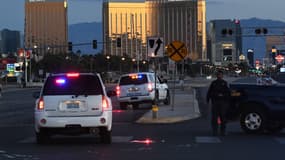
[25, 0, 68, 56]
[103, 0, 207, 62]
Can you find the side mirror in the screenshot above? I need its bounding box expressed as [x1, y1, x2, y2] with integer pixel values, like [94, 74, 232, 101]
[107, 90, 117, 97]
[32, 91, 40, 99]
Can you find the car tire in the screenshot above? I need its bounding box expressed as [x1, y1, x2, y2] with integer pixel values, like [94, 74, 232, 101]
[100, 128, 112, 144]
[36, 131, 50, 144]
[240, 108, 267, 134]
[163, 90, 170, 105]
[120, 102, 127, 110]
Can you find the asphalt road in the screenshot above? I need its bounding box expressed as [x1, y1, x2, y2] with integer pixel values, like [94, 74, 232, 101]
[0, 86, 285, 160]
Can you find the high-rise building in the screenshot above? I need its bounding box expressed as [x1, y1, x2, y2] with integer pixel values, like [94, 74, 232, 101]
[24, 0, 68, 56]
[0, 29, 21, 54]
[103, 2, 147, 59]
[103, 0, 206, 62]
[265, 36, 285, 66]
[208, 19, 242, 66]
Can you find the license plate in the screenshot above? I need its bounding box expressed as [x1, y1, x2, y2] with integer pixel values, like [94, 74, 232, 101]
[66, 102, 79, 109]
[127, 92, 142, 96]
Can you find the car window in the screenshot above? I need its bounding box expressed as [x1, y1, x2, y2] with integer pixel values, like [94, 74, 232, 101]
[149, 74, 155, 83]
[43, 75, 103, 95]
[119, 74, 148, 85]
[157, 76, 162, 83]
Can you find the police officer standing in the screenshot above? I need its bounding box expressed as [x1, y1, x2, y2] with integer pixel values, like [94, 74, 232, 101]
[207, 70, 230, 136]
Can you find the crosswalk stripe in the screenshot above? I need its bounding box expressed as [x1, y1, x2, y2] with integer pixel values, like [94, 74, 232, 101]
[18, 137, 35, 144]
[18, 136, 133, 144]
[0, 124, 33, 128]
[195, 136, 221, 143]
[112, 136, 133, 143]
[275, 138, 285, 144]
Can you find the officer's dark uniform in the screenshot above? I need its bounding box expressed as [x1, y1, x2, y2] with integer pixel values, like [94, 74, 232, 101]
[206, 71, 230, 136]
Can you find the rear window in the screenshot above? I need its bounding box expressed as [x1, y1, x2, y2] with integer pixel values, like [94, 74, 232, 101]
[43, 74, 103, 95]
[119, 74, 148, 85]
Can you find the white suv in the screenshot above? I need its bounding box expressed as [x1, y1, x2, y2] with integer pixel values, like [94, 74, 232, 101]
[116, 72, 170, 109]
[34, 73, 112, 144]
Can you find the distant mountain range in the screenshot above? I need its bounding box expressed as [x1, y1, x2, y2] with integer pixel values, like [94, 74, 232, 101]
[68, 18, 285, 60]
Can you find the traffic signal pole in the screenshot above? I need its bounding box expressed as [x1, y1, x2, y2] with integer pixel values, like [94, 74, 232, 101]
[24, 50, 27, 88]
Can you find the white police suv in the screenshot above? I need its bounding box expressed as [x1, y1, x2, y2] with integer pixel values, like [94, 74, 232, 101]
[34, 73, 112, 144]
[116, 72, 170, 109]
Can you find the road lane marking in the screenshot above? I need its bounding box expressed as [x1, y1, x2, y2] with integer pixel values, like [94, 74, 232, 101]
[195, 136, 221, 143]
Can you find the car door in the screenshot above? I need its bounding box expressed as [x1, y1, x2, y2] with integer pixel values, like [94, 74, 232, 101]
[156, 76, 167, 99]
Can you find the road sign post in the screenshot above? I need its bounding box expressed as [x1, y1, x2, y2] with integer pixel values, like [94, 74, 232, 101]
[166, 41, 188, 111]
[147, 37, 164, 119]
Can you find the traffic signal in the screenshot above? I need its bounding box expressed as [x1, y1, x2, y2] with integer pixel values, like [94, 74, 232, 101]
[93, 40, 97, 49]
[68, 42, 72, 51]
[116, 38, 121, 47]
[221, 28, 233, 36]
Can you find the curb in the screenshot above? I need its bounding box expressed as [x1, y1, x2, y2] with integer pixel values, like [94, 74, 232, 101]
[136, 88, 201, 124]
[135, 113, 201, 124]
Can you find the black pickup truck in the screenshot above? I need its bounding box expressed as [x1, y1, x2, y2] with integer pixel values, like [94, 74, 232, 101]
[228, 77, 285, 134]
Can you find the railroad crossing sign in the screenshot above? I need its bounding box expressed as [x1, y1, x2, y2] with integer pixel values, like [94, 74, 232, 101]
[166, 41, 188, 62]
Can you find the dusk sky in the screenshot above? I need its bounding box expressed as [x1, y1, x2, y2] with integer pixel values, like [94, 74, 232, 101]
[1, 0, 285, 32]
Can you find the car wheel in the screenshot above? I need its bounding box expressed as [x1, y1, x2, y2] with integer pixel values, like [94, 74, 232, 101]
[35, 131, 50, 144]
[240, 108, 266, 134]
[163, 90, 170, 105]
[100, 128, 112, 144]
[120, 102, 127, 110]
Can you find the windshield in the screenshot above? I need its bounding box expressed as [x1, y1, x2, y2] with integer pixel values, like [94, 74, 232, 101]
[119, 74, 148, 85]
[43, 74, 103, 95]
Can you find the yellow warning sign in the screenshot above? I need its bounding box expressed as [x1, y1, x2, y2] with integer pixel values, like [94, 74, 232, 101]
[166, 41, 188, 62]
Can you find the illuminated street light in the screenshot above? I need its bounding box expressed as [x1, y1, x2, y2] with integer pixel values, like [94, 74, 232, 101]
[239, 54, 245, 61]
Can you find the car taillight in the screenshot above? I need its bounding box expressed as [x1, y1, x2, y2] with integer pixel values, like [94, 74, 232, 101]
[102, 96, 109, 110]
[116, 86, 120, 96]
[148, 83, 153, 92]
[38, 97, 44, 110]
